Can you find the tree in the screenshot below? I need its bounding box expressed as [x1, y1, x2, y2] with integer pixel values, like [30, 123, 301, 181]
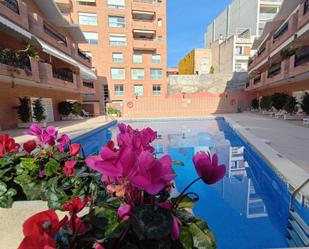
[301, 93, 309, 114]
[72, 102, 82, 116]
[32, 98, 46, 123]
[260, 96, 272, 110]
[271, 93, 289, 110]
[58, 101, 73, 117]
[283, 96, 298, 114]
[17, 97, 31, 123]
[251, 99, 259, 109]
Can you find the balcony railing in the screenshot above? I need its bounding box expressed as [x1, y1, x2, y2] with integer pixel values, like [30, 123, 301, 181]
[253, 75, 261, 84]
[257, 45, 266, 56]
[83, 81, 94, 88]
[78, 49, 91, 62]
[268, 63, 281, 78]
[304, 0, 309, 15]
[44, 23, 67, 47]
[0, 48, 31, 71]
[52, 68, 73, 82]
[133, 0, 153, 3]
[1, 0, 19, 14]
[246, 82, 250, 88]
[273, 22, 289, 41]
[294, 46, 309, 67]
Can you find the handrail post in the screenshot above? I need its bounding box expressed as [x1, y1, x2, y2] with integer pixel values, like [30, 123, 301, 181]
[290, 178, 309, 212]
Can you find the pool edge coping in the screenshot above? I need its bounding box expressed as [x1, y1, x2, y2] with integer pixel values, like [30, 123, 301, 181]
[224, 116, 309, 201]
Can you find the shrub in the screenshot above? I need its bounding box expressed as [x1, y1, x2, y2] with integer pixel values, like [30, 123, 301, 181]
[32, 98, 46, 123]
[280, 48, 295, 59]
[301, 93, 309, 114]
[271, 92, 289, 110]
[58, 101, 73, 116]
[260, 96, 272, 110]
[251, 99, 259, 109]
[283, 96, 298, 114]
[72, 102, 82, 116]
[107, 107, 118, 115]
[17, 97, 31, 123]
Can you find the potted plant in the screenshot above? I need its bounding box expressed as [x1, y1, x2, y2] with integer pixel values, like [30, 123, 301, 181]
[209, 65, 215, 74]
[301, 92, 309, 114]
[32, 98, 47, 127]
[14, 123, 225, 249]
[17, 97, 32, 128]
[58, 101, 73, 120]
[283, 96, 298, 114]
[251, 98, 259, 111]
[271, 92, 289, 110]
[280, 48, 296, 60]
[72, 102, 83, 118]
[260, 96, 272, 112]
[107, 107, 119, 117]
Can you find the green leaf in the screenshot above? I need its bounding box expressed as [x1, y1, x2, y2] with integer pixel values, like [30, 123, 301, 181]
[0, 181, 7, 196]
[92, 207, 118, 230]
[180, 227, 193, 249]
[121, 243, 139, 249]
[173, 160, 185, 166]
[14, 174, 42, 200]
[174, 209, 196, 224]
[189, 220, 216, 249]
[6, 188, 17, 197]
[105, 220, 127, 239]
[20, 158, 37, 170]
[45, 159, 60, 177]
[53, 152, 68, 161]
[176, 196, 195, 209]
[131, 205, 173, 240]
[0, 195, 13, 208]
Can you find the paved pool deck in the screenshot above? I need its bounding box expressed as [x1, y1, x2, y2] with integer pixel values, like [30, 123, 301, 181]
[223, 112, 309, 174]
[5, 116, 116, 144]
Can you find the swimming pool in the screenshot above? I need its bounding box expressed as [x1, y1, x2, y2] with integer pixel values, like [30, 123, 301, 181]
[73, 117, 309, 249]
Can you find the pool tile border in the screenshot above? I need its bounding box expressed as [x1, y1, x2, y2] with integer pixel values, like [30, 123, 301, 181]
[224, 116, 309, 201]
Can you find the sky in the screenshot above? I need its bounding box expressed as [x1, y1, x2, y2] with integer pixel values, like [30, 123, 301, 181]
[167, 0, 232, 68]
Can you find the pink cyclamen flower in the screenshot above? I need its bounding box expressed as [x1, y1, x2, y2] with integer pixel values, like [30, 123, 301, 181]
[130, 151, 176, 195]
[64, 160, 77, 176]
[26, 124, 58, 146]
[171, 215, 181, 240]
[57, 134, 70, 152]
[193, 152, 226, 185]
[69, 144, 81, 157]
[94, 243, 105, 249]
[117, 204, 132, 221]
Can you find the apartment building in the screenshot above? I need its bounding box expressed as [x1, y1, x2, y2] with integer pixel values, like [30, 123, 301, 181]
[61, 0, 167, 113]
[178, 48, 212, 75]
[205, 0, 282, 49]
[246, 0, 309, 96]
[0, 0, 97, 129]
[211, 30, 254, 74]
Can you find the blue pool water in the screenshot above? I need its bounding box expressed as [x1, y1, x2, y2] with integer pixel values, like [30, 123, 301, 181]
[73, 118, 308, 249]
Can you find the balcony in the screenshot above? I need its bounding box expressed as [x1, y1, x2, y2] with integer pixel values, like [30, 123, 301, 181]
[82, 81, 95, 94]
[43, 23, 67, 47]
[77, 48, 91, 64]
[132, 10, 155, 21]
[55, 0, 72, 14]
[132, 19, 156, 30]
[1, 0, 19, 14]
[0, 0, 28, 30]
[289, 46, 309, 78]
[132, 0, 155, 12]
[267, 63, 281, 78]
[133, 38, 157, 51]
[298, 0, 309, 30]
[52, 68, 73, 82]
[253, 74, 261, 85]
[133, 29, 155, 39]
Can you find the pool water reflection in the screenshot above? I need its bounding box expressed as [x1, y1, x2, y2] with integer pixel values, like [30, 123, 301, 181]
[74, 118, 291, 249]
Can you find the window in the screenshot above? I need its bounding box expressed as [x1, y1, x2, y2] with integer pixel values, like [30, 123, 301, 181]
[114, 84, 124, 96]
[152, 54, 161, 64]
[108, 0, 125, 9]
[134, 85, 144, 96]
[112, 53, 123, 62]
[84, 51, 92, 57]
[157, 36, 163, 43]
[108, 16, 125, 28]
[77, 0, 96, 6]
[111, 68, 125, 80]
[201, 58, 209, 64]
[153, 84, 161, 96]
[235, 46, 243, 55]
[78, 13, 97, 26]
[109, 34, 127, 46]
[83, 32, 98, 44]
[133, 54, 143, 63]
[131, 69, 145, 80]
[150, 69, 162, 80]
[157, 18, 162, 27]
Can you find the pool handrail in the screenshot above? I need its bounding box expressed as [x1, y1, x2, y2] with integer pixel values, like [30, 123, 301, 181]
[290, 178, 309, 212]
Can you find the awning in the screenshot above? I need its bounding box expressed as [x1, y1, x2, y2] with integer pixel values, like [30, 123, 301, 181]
[133, 29, 155, 34]
[0, 16, 32, 39]
[35, 37, 97, 80]
[32, 0, 86, 43]
[132, 10, 155, 15]
[77, 0, 96, 2]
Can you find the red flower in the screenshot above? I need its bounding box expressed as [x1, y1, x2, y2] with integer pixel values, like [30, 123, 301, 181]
[63, 197, 89, 215]
[69, 144, 81, 156]
[18, 234, 56, 249]
[23, 210, 67, 237]
[64, 160, 77, 177]
[23, 140, 37, 154]
[0, 134, 20, 157]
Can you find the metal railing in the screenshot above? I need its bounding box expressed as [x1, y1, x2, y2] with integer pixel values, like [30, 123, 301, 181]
[1, 0, 19, 14]
[295, 46, 309, 67]
[273, 22, 289, 41]
[52, 68, 73, 82]
[44, 23, 67, 47]
[83, 81, 94, 88]
[77, 48, 91, 62]
[253, 75, 261, 84]
[304, 0, 309, 15]
[268, 63, 281, 78]
[290, 178, 309, 211]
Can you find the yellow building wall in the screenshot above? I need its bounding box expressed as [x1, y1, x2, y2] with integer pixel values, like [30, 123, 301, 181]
[178, 49, 195, 74]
